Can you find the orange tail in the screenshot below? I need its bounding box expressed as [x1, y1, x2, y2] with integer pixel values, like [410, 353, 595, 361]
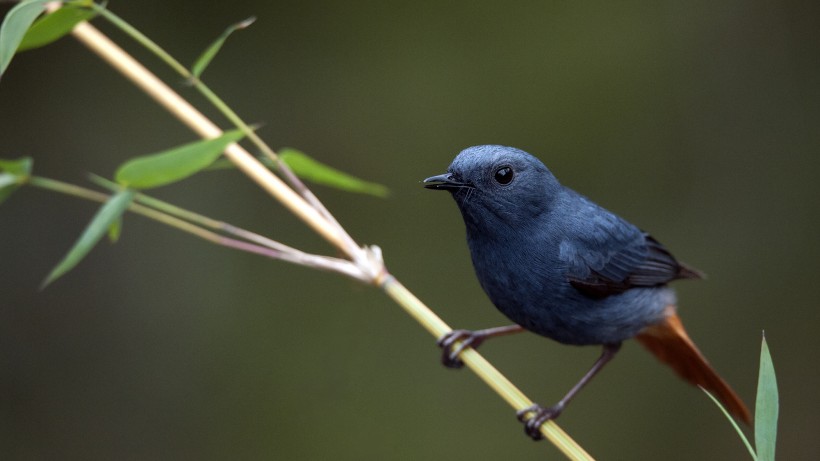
[635, 309, 752, 425]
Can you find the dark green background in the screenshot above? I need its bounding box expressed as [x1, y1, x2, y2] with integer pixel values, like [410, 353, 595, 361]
[2, 1, 818, 459]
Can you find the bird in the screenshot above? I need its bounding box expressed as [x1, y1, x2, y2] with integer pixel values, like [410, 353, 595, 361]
[423, 145, 751, 440]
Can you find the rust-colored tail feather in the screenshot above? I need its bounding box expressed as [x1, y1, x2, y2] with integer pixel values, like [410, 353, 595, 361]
[636, 310, 752, 425]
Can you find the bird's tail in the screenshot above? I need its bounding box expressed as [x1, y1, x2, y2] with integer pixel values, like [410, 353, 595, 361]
[635, 308, 752, 425]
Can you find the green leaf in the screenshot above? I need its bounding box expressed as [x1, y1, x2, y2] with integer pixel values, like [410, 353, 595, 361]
[115, 129, 246, 189]
[107, 216, 122, 243]
[191, 16, 255, 78]
[41, 188, 135, 288]
[0, 157, 34, 204]
[205, 155, 275, 171]
[0, 0, 50, 78]
[0, 173, 19, 204]
[702, 387, 757, 460]
[0, 173, 16, 188]
[755, 334, 778, 461]
[0, 156, 33, 176]
[279, 148, 389, 197]
[16, 4, 95, 52]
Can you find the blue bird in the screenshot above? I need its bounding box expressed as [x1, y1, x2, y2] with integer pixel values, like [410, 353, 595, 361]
[424, 145, 750, 439]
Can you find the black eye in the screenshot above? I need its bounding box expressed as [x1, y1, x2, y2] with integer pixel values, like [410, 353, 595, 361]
[494, 166, 513, 185]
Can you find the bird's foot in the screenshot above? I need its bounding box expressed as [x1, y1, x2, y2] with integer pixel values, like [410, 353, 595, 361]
[436, 329, 487, 369]
[516, 402, 565, 441]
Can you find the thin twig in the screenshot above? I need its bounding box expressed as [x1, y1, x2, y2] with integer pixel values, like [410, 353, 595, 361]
[28, 175, 369, 281]
[89, 173, 328, 258]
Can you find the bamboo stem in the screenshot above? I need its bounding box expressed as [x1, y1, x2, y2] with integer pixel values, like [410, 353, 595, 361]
[67, 19, 349, 255]
[56, 7, 593, 459]
[380, 277, 593, 460]
[89, 3, 362, 259]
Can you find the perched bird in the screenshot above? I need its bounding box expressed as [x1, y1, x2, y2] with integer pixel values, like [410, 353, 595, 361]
[423, 145, 750, 439]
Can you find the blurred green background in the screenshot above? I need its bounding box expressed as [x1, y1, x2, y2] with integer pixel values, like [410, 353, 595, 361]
[1, 1, 818, 459]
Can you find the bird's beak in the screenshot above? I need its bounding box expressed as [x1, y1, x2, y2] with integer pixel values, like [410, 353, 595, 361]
[423, 173, 470, 191]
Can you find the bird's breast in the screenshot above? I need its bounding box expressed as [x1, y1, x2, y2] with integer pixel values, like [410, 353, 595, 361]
[466, 230, 672, 345]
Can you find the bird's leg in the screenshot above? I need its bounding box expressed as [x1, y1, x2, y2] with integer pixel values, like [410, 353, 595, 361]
[437, 324, 526, 368]
[517, 342, 622, 440]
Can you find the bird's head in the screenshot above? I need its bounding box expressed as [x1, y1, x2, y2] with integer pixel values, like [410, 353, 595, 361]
[424, 145, 561, 231]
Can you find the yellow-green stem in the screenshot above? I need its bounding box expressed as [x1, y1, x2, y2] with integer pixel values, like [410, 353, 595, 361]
[381, 277, 593, 460]
[88, 174, 328, 260]
[26, 176, 337, 267]
[29, 175, 222, 243]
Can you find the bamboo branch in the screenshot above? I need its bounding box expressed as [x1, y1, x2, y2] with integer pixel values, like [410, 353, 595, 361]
[55, 6, 593, 459]
[88, 3, 363, 260]
[66, 18, 351, 256]
[27, 175, 369, 281]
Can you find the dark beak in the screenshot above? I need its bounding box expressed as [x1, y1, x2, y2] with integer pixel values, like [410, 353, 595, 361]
[423, 173, 470, 191]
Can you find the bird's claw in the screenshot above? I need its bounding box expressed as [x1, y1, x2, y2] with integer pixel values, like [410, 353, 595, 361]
[516, 403, 565, 441]
[436, 329, 485, 369]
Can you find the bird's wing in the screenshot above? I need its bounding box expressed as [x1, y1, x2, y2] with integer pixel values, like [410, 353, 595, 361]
[558, 198, 700, 298]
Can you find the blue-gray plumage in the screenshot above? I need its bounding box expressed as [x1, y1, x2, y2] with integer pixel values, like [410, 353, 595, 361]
[424, 145, 749, 439]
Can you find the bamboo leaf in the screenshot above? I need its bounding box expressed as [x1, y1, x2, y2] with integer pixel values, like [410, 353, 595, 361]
[0, 173, 18, 204]
[755, 334, 778, 461]
[0, 157, 34, 204]
[17, 4, 96, 52]
[41, 189, 135, 288]
[0, 156, 33, 176]
[191, 16, 255, 78]
[702, 387, 757, 460]
[107, 216, 122, 243]
[0, 173, 16, 188]
[115, 129, 246, 189]
[0, 0, 50, 78]
[279, 148, 389, 197]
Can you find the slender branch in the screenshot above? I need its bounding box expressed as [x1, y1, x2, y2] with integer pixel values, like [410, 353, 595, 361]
[217, 237, 368, 281]
[27, 176, 369, 281]
[87, 3, 190, 77]
[88, 174, 340, 260]
[379, 278, 592, 460]
[88, 173, 222, 228]
[27, 175, 106, 200]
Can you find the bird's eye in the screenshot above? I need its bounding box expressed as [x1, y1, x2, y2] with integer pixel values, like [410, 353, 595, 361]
[494, 166, 514, 185]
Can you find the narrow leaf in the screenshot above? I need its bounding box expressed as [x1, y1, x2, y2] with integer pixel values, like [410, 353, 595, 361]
[17, 5, 95, 52]
[755, 334, 778, 461]
[115, 129, 246, 189]
[702, 387, 757, 460]
[0, 157, 34, 204]
[107, 216, 122, 243]
[191, 16, 255, 78]
[205, 155, 275, 171]
[0, 0, 50, 78]
[0, 172, 19, 204]
[279, 148, 389, 197]
[0, 156, 33, 176]
[0, 173, 16, 188]
[41, 189, 135, 288]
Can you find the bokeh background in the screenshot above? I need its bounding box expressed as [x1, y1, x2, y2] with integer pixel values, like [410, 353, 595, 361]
[2, 1, 818, 459]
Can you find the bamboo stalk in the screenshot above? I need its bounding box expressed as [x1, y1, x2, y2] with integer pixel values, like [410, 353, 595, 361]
[59, 8, 593, 459]
[67, 19, 349, 255]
